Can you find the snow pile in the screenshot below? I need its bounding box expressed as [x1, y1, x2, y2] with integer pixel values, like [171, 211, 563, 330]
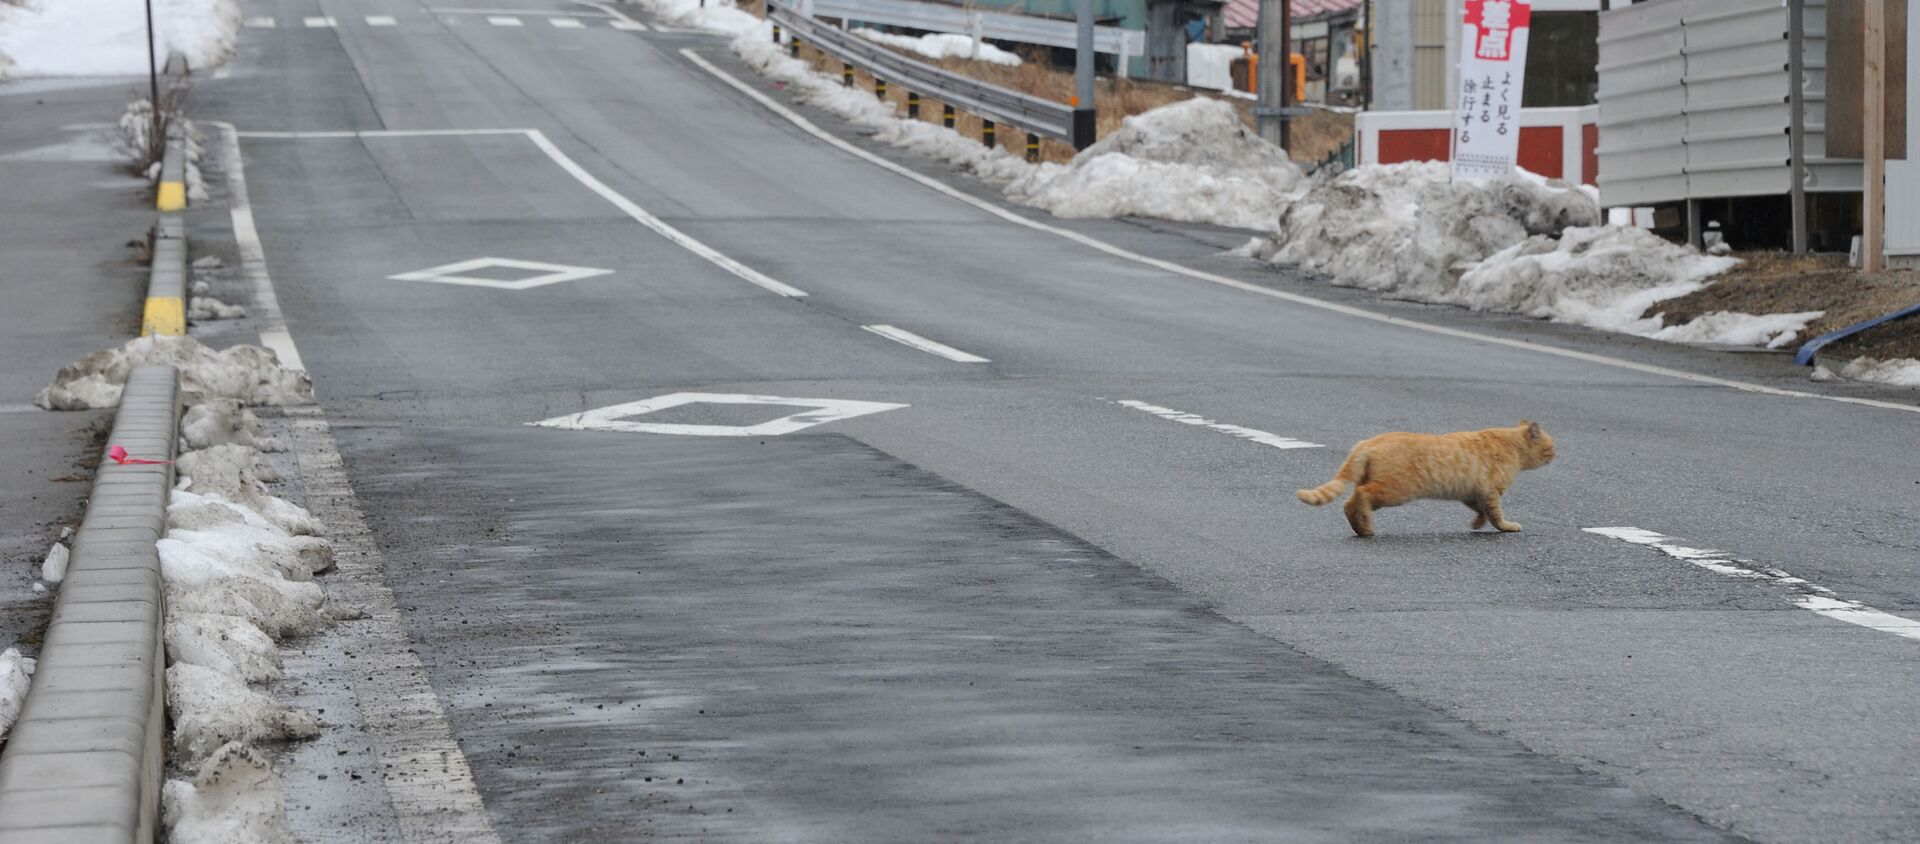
[637, 0, 759, 35]
[1453, 226, 1734, 325]
[1254, 161, 1601, 292]
[160, 441, 343, 838]
[190, 296, 247, 320]
[1007, 98, 1305, 231]
[0, 648, 33, 740]
[162, 742, 298, 844]
[41, 539, 70, 584]
[123, 101, 212, 202]
[1644, 310, 1823, 349]
[852, 28, 1022, 66]
[1840, 356, 1920, 387]
[181, 400, 284, 452]
[36, 335, 312, 410]
[0, 0, 242, 79]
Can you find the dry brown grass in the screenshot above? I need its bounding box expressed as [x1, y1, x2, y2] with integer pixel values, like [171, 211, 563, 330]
[1651, 252, 1920, 359]
[761, 15, 1352, 165]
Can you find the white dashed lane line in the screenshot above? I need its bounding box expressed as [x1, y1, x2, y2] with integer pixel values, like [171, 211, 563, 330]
[1587, 527, 1920, 643]
[861, 325, 990, 363]
[367, 15, 397, 26]
[303, 16, 335, 27]
[1114, 400, 1324, 450]
[488, 15, 524, 26]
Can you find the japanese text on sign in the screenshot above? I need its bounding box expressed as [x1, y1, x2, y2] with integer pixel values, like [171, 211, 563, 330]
[1451, 0, 1532, 183]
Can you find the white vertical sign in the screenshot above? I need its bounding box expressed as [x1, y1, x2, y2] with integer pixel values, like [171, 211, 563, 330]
[1450, 0, 1532, 183]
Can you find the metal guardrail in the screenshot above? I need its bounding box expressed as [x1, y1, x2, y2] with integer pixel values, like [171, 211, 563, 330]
[800, 0, 1143, 69]
[771, 1, 1084, 146]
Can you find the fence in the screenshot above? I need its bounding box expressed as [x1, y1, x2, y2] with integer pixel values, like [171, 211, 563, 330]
[1354, 106, 1599, 186]
[797, 0, 1144, 76]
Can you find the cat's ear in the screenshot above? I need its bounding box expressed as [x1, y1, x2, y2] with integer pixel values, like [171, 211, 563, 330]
[1525, 421, 1543, 441]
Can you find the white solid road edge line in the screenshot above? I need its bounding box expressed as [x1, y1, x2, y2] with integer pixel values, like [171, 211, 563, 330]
[1115, 399, 1324, 450]
[233, 127, 809, 298]
[211, 120, 504, 841]
[1587, 527, 1920, 643]
[678, 48, 1920, 418]
[862, 324, 991, 363]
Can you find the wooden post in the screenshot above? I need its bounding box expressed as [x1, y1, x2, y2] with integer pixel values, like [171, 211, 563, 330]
[1866, 0, 1887, 272]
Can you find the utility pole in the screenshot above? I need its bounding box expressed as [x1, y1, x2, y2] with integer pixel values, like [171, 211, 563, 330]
[144, 0, 160, 142]
[1074, 0, 1096, 149]
[1864, 0, 1887, 272]
[1256, 0, 1290, 148]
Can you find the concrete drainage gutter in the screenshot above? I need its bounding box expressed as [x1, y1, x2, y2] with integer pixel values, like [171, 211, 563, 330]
[0, 366, 180, 842]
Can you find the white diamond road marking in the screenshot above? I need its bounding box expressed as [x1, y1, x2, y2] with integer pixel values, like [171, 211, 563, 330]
[531, 393, 909, 437]
[488, 15, 523, 25]
[1586, 527, 1920, 643]
[367, 15, 398, 26]
[304, 16, 336, 27]
[1115, 400, 1323, 450]
[388, 257, 612, 290]
[550, 17, 586, 28]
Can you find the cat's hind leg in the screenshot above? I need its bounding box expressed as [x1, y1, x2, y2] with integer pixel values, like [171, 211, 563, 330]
[1466, 501, 1488, 530]
[1480, 492, 1522, 532]
[1344, 488, 1375, 537]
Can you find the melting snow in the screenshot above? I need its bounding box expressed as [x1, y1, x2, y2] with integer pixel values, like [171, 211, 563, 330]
[1840, 356, 1920, 387]
[162, 742, 299, 843]
[37, 335, 312, 410]
[0, 648, 33, 740]
[0, 0, 243, 79]
[852, 28, 1022, 65]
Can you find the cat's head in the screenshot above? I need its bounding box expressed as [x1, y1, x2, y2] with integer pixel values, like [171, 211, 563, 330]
[1520, 420, 1556, 468]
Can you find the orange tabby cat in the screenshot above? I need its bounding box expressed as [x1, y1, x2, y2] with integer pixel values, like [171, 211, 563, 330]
[1296, 421, 1556, 537]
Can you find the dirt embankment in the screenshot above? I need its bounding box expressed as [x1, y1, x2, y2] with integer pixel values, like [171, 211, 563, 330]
[1651, 253, 1920, 359]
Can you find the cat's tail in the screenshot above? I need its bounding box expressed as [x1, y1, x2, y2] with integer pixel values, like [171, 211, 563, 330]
[1296, 451, 1365, 506]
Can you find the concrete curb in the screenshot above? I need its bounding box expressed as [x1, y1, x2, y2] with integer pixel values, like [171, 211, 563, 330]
[141, 215, 186, 338]
[0, 366, 180, 844]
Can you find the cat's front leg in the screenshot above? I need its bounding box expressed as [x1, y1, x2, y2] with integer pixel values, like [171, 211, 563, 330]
[1481, 494, 1522, 532]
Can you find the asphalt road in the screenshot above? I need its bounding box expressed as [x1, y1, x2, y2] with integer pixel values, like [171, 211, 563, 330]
[184, 2, 1920, 841]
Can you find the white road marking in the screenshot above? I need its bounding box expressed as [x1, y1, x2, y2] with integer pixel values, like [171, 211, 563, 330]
[303, 16, 336, 27]
[1587, 527, 1920, 643]
[533, 392, 908, 436]
[1115, 400, 1323, 450]
[366, 15, 398, 26]
[258, 329, 306, 372]
[234, 127, 809, 298]
[389, 256, 612, 290]
[680, 49, 1920, 418]
[487, 15, 524, 26]
[209, 120, 502, 840]
[549, 17, 586, 28]
[862, 324, 990, 363]
[0, 404, 42, 414]
[244, 16, 275, 27]
[586, 1, 650, 29]
[434, 6, 609, 15]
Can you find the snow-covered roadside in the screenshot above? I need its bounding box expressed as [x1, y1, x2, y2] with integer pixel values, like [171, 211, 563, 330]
[1839, 356, 1920, 387]
[0, 648, 32, 741]
[0, 0, 242, 79]
[36, 339, 329, 841]
[649, 0, 1835, 352]
[852, 28, 1022, 66]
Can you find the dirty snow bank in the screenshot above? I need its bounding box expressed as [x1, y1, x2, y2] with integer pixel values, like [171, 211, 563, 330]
[639, 0, 759, 35]
[160, 441, 346, 838]
[1450, 226, 1816, 346]
[36, 335, 311, 410]
[0, 648, 33, 740]
[0, 0, 242, 79]
[162, 742, 298, 844]
[732, 36, 1306, 231]
[1839, 356, 1920, 387]
[852, 28, 1022, 65]
[123, 100, 212, 202]
[1006, 98, 1305, 231]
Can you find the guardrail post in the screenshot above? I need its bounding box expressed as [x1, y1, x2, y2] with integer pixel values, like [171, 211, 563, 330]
[982, 119, 996, 148]
[772, 23, 781, 44]
[943, 104, 956, 129]
[908, 92, 921, 119]
[875, 77, 888, 100]
[1026, 133, 1040, 162]
[842, 62, 854, 87]
[790, 37, 802, 57]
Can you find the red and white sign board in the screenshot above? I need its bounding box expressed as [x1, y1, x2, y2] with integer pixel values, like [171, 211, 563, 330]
[1450, 0, 1532, 183]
